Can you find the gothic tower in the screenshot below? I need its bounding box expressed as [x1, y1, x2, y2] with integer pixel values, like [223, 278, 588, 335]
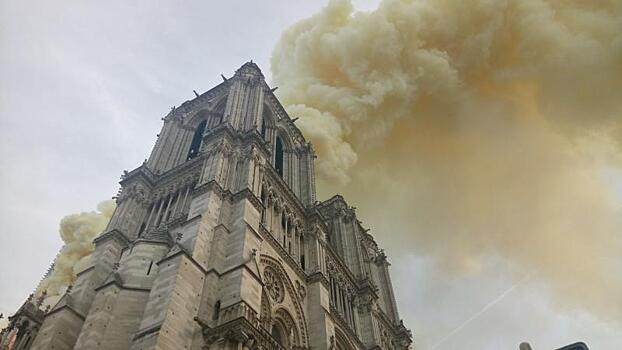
[1, 62, 412, 350]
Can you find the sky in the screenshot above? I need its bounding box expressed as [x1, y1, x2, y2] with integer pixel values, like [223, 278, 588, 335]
[1, 1, 621, 349]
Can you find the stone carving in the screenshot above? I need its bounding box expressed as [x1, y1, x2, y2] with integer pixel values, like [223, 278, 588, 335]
[260, 255, 309, 346]
[264, 266, 284, 303]
[295, 280, 306, 300]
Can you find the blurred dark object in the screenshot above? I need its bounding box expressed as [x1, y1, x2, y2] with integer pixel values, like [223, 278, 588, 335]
[555, 342, 589, 350]
[519, 342, 588, 350]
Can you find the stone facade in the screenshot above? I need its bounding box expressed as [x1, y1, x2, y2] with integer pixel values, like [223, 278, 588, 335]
[1, 62, 412, 350]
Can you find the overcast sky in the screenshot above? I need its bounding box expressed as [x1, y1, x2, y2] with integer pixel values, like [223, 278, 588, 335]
[1, 1, 620, 349]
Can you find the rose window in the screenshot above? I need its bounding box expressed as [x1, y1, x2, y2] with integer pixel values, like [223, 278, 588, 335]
[264, 267, 284, 303]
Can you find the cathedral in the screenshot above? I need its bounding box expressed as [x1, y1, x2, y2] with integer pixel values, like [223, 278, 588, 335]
[1, 62, 412, 350]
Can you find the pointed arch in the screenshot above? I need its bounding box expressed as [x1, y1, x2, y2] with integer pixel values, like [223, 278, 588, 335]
[261, 103, 276, 141]
[260, 254, 309, 347]
[185, 93, 227, 130]
[274, 308, 300, 347]
[273, 125, 294, 150]
[184, 97, 227, 161]
[335, 327, 357, 350]
[187, 119, 206, 160]
[271, 321, 287, 347]
[210, 98, 226, 127]
[271, 126, 296, 184]
[275, 136, 284, 177]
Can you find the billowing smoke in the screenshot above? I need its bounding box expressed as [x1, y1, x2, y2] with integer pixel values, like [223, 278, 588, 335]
[272, 0, 622, 323]
[36, 201, 115, 303]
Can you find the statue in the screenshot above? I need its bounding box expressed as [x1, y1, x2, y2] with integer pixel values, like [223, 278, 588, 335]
[36, 290, 47, 307]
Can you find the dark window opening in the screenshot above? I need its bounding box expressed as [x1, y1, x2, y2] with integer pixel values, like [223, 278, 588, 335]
[300, 255, 305, 269]
[187, 120, 207, 160]
[261, 119, 266, 138]
[275, 136, 284, 177]
[147, 261, 153, 275]
[213, 300, 221, 321]
[271, 324, 284, 346]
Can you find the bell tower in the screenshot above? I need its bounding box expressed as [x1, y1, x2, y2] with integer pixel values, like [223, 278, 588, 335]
[4, 62, 411, 350]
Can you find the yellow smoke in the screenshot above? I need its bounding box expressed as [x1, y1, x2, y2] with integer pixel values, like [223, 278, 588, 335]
[272, 0, 622, 322]
[37, 201, 115, 300]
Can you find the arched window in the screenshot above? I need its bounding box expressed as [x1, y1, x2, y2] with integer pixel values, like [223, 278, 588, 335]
[275, 136, 284, 177]
[187, 120, 207, 160]
[271, 323, 285, 346]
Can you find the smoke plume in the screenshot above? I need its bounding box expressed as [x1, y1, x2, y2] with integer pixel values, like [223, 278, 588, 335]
[272, 0, 622, 322]
[36, 201, 115, 301]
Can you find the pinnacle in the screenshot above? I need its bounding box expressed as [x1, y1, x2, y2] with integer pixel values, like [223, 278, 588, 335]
[235, 60, 264, 78]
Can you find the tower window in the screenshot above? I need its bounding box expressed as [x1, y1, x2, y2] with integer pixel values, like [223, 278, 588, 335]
[187, 120, 207, 160]
[275, 136, 284, 177]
